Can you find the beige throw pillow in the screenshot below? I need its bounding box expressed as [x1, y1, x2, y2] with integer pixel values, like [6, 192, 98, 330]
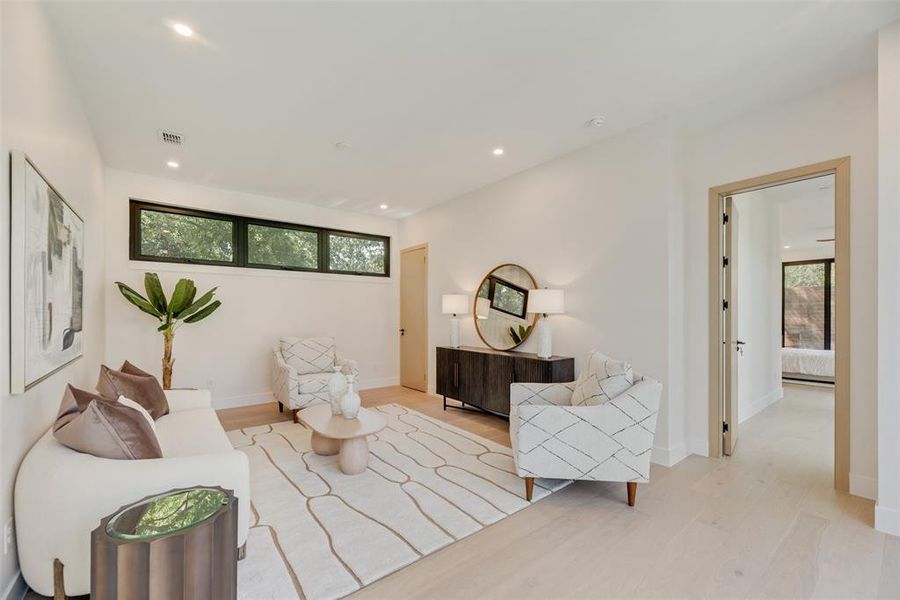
[53, 385, 163, 459]
[96, 362, 169, 419]
[570, 350, 634, 406]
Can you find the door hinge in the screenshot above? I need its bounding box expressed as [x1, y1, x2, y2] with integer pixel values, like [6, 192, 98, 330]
[723, 256, 729, 267]
[723, 213, 729, 224]
[723, 299, 729, 310]
[723, 421, 729, 433]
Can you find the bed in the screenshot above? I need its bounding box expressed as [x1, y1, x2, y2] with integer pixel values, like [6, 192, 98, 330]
[781, 347, 834, 383]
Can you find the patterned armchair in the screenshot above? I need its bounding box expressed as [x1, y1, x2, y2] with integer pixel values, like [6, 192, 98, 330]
[509, 373, 662, 506]
[272, 336, 359, 422]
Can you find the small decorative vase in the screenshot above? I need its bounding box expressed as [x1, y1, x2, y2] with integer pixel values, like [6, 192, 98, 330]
[340, 374, 361, 419]
[327, 366, 346, 416]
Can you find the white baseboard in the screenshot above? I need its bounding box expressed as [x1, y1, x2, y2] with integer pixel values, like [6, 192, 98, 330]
[739, 387, 783, 424]
[652, 442, 689, 467]
[875, 504, 900, 537]
[212, 378, 402, 410]
[849, 473, 877, 500]
[358, 376, 400, 390]
[690, 437, 710, 457]
[2, 571, 26, 600]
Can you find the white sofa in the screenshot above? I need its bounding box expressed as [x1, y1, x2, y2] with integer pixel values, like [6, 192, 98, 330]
[272, 337, 359, 421]
[15, 389, 250, 597]
[509, 373, 662, 505]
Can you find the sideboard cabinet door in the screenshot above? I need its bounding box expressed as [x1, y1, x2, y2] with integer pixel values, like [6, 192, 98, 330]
[482, 354, 514, 415]
[436, 347, 459, 398]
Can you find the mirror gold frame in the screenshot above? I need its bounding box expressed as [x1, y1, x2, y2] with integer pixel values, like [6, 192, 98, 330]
[473, 263, 538, 351]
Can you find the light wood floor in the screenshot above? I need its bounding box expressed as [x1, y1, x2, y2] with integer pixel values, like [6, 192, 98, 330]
[30, 385, 896, 599]
[215, 383, 899, 599]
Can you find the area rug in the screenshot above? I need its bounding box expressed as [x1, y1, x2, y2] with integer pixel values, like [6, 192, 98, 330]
[228, 403, 568, 600]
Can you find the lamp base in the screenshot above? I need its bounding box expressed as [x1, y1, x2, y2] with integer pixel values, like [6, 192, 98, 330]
[536, 318, 552, 359]
[449, 317, 461, 348]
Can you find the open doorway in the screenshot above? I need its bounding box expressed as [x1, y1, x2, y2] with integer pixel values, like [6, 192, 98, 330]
[708, 159, 850, 492]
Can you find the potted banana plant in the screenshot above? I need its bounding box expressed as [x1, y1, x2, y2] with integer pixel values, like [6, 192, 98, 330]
[115, 273, 221, 389]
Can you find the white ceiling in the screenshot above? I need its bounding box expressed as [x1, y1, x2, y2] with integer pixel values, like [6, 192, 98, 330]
[44, 2, 900, 218]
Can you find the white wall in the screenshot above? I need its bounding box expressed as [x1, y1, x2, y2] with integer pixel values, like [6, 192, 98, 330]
[0, 3, 106, 597]
[734, 192, 783, 423]
[399, 118, 689, 466]
[104, 170, 400, 408]
[876, 21, 900, 537]
[683, 73, 878, 499]
[781, 247, 835, 262]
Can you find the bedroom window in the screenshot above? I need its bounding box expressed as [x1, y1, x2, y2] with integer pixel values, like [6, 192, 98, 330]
[782, 259, 834, 350]
[130, 200, 390, 277]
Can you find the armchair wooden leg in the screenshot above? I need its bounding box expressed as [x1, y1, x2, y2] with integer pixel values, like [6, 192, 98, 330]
[626, 482, 638, 507]
[524, 477, 534, 501]
[53, 558, 66, 600]
[292, 409, 300, 424]
[278, 402, 284, 413]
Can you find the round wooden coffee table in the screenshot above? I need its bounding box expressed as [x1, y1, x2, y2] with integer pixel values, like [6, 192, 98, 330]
[298, 405, 387, 474]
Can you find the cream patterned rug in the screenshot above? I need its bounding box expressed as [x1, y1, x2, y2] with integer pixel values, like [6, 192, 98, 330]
[228, 404, 568, 600]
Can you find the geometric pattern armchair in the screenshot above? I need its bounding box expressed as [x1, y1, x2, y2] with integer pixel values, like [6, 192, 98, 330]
[272, 336, 358, 422]
[509, 372, 662, 506]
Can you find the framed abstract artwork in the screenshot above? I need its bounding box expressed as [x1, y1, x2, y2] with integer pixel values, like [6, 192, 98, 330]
[10, 151, 85, 393]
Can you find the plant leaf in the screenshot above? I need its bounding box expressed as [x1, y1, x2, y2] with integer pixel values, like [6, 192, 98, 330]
[158, 322, 172, 332]
[177, 287, 217, 319]
[144, 273, 168, 315]
[168, 278, 195, 316]
[183, 300, 221, 324]
[116, 282, 163, 320]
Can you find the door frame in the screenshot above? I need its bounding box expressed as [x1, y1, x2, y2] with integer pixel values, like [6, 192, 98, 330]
[707, 157, 850, 492]
[400, 243, 429, 391]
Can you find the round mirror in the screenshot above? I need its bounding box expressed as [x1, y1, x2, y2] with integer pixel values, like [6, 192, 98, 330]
[473, 264, 538, 351]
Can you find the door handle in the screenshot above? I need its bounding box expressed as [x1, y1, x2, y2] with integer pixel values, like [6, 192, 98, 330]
[399, 328, 405, 336]
[734, 340, 746, 355]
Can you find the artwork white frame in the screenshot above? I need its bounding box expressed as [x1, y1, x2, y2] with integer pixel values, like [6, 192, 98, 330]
[10, 151, 85, 393]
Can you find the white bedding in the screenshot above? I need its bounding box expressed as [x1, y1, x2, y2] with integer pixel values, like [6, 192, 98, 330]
[781, 347, 835, 378]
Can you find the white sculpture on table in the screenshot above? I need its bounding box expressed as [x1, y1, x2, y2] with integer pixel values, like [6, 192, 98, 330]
[327, 366, 347, 415]
[340, 373, 361, 419]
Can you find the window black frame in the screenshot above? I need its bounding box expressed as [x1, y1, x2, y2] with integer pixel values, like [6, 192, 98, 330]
[129, 199, 390, 277]
[482, 275, 529, 319]
[781, 258, 834, 350]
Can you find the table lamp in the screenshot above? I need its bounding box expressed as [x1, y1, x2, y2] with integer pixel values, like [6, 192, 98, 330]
[442, 294, 469, 348]
[527, 289, 565, 359]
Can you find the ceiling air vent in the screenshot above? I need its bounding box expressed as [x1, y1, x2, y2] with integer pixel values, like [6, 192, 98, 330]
[158, 129, 184, 145]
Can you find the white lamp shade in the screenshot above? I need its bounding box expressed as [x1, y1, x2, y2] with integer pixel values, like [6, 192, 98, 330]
[442, 294, 469, 315]
[475, 297, 491, 319]
[527, 289, 565, 315]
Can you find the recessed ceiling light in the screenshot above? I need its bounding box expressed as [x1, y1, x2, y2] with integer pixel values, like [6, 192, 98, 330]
[783, 245, 791, 249]
[492, 148, 504, 156]
[589, 116, 607, 127]
[167, 160, 179, 169]
[335, 142, 351, 151]
[379, 204, 388, 210]
[173, 23, 194, 37]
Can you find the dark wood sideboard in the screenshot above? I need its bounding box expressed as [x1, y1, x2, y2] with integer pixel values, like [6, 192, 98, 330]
[436, 346, 575, 417]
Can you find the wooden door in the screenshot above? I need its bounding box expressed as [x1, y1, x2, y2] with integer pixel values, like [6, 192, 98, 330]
[400, 245, 428, 391]
[723, 197, 740, 455]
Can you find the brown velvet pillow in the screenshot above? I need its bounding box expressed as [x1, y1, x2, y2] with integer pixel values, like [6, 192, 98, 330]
[96, 363, 169, 419]
[53, 385, 163, 460]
